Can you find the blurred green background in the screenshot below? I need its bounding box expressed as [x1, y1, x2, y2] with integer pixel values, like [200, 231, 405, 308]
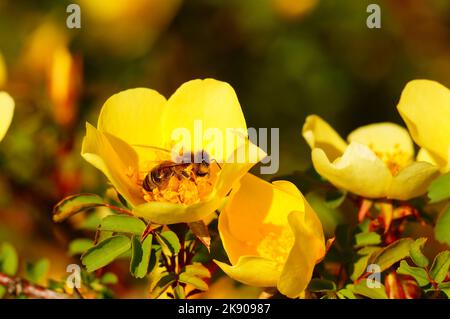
[0, 0, 449, 297]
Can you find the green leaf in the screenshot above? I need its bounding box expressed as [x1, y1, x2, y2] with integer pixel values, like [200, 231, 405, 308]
[429, 251, 450, 283]
[184, 263, 211, 279]
[130, 235, 153, 278]
[173, 285, 186, 299]
[306, 191, 344, 237]
[149, 272, 176, 299]
[0, 286, 6, 299]
[0, 242, 18, 276]
[336, 285, 357, 299]
[155, 231, 181, 256]
[25, 258, 49, 284]
[409, 238, 429, 268]
[369, 238, 414, 272]
[179, 272, 208, 291]
[438, 282, 450, 298]
[354, 232, 382, 248]
[325, 190, 347, 208]
[68, 239, 94, 256]
[428, 173, 450, 203]
[307, 278, 337, 292]
[397, 260, 430, 287]
[353, 279, 388, 299]
[351, 247, 381, 281]
[53, 193, 105, 223]
[82, 235, 131, 272]
[435, 207, 450, 245]
[100, 272, 118, 285]
[100, 215, 146, 235]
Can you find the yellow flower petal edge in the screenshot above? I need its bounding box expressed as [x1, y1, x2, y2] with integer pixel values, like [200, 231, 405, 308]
[0, 91, 14, 142]
[347, 122, 414, 166]
[302, 115, 347, 162]
[397, 79, 450, 165]
[311, 143, 392, 198]
[388, 161, 439, 200]
[81, 123, 144, 206]
[214, 257, 281, 288]
[217, 173, 325, 297]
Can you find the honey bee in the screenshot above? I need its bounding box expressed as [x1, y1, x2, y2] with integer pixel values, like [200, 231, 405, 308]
[142, 151, 214, 192]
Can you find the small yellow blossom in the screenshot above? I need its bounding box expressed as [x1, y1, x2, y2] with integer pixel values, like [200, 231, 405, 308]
[215, 174, 325, 298]
[302, 115, 439, 200]
[82, 79, 265, 224]
[397, 79, 450, 172]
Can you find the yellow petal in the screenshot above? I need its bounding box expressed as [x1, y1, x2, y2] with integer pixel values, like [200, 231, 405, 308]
[81, 123, 144, 206]
[0, 92, 14, 142]
[278, 210, 325, 298]
[302, 115, 348, 162]
[417, 148, 447, 170]
[311, 142, 392, 198]
[397, 80, 450, 162]
[163, 79, 247, 162]
[97, 88, 167, 149]
[347, 122, 414, 164]
[0, 52, 7, 88]
[132, 191, 225, 224]
[388, 162, 440, 200]
[214, 257, 281, 288]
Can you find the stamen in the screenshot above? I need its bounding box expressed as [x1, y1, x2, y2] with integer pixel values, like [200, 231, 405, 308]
[256, 227, 294, 270]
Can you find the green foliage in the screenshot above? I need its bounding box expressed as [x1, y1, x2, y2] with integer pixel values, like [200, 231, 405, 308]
[100, 272, 119, 285]
[397, 261, 430, 287]
[429, 251, 450, 284]
[350, 246, 381, 281]
[369, 238, 414, 272]
[428, 173, 450, 203]
[306, 190, 345, 237]
[69, 239, 94, 256]
[409, 238, 429, 268]
[354, 232, 382, 248]
[183, 263, 211, 279]
[149, 272, 176, 299]
[82, 235, 131, 272]
[100, 215, 146, 235]
[25, 258, 49, 284]
[307, 278, 337, 292]
[352, 279, 388, 299]
[178, 272, 208, 291]
[53, 193, 105, 223]
[0, 242, 18, 276]
[130, 235, 153, 278]
[155, 231, 181, 257]
[435, 206, 450, 245]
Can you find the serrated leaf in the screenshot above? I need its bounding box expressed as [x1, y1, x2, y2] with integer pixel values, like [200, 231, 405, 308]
[130, 235, 153, 278]
[435, 207, 450, 246]
[397, 260, 430, 287]
[354, 232, 382, 248]
[100, 272, 118, 285]
[353, 279, 388, 299]
[307, 278, 336, 292]
[188, 221, 211, 252]
[0, 242, 18, 276]
[179, 272, 208, 291]
[155, 231, 181, 256]
[68, 239, 94, 256]
[409, 238, 429, 268]
[149, 272, 176, 299]
[429, 250, 450, 283]
[82, 235, 131, 272]
[428, 173, 450, 203]
[53, 193, 105, 223]
[25, 258, 49, 284]
[100, 215, 146, 235]
[369, 238, 414, 272]
[184, 263, 211, 279]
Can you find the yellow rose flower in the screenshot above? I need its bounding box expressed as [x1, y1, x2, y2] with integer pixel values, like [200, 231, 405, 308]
[397, 79, 450, 172]
[0, 91, 14, 142]
[82, 79, 265, 224]
[302, 115, 439, 200]
[215, 173, 325, 298]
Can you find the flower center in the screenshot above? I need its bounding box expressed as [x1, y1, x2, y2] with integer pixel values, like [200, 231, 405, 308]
[137, 152, 219, 205]
[256, 227, 294, 271]
[369, 143, 411, 176]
